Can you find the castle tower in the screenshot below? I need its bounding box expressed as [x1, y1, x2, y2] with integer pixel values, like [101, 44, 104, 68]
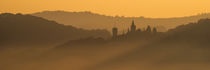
[131, 20, 136, 32]
[112, 27, 118, 38]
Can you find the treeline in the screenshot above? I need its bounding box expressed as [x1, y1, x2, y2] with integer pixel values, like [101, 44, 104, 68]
[0, 13, 110, 47]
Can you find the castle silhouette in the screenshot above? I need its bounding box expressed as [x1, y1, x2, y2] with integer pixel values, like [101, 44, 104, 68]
[112, 20, 158, 40]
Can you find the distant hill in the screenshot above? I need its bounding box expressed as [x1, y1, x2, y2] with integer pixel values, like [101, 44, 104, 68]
[33, 11, 210, 32]
[83, 19, 210, 70]
[0, 13, 110, 47]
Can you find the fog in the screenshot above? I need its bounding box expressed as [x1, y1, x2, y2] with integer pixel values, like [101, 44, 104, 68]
[1, 38, 210, 70]
[0, 41, 144, 70]
[1, 13, 210, 70]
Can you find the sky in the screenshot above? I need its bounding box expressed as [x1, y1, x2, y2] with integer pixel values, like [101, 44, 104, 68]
[0, 0, 210, 18]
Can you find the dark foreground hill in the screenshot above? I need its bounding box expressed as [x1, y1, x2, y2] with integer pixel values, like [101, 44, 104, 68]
[33, 11, 210, 32]
[0, 13, 110, 47]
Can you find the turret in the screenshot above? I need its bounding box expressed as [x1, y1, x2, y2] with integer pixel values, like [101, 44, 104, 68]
[112, 27, 118, 38]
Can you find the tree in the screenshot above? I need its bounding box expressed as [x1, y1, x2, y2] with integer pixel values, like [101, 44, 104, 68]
[146, 25, 152, 33]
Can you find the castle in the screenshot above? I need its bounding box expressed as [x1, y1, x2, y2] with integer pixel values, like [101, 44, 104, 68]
[112, 20, 158, 40]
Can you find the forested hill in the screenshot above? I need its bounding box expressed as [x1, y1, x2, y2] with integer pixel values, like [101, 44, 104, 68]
[0, 13, 110, 47]
[33, 11, 210, 32]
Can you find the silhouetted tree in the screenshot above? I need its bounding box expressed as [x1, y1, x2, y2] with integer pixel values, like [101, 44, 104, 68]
[153, 27, 157, 33]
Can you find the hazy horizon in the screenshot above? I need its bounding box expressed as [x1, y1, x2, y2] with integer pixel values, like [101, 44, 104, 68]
[1, 10, 210, 19]
[1, 0, 210, 18]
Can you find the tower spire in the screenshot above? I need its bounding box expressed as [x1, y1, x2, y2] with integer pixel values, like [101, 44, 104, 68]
[132, 19, 135, 25]
[131, 19, 136, 32]
[112, 20, 118, 39]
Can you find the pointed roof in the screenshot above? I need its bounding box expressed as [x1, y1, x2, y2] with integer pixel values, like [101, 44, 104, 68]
[132, 20, 135, 25]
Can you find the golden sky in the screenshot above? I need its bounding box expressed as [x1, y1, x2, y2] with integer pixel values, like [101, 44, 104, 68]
[0, 0, 209, 18]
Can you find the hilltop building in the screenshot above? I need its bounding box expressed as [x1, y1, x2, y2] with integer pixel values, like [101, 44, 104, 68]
[112, 20, 159, 40]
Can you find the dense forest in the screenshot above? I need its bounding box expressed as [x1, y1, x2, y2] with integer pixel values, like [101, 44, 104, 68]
[0, 13, 110, 47]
